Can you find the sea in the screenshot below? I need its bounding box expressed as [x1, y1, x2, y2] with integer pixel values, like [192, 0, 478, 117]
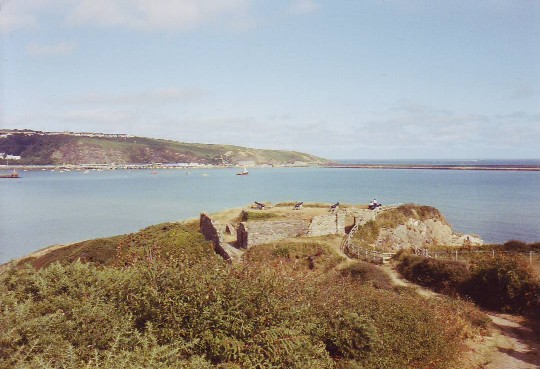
[1, 160, 540, 263]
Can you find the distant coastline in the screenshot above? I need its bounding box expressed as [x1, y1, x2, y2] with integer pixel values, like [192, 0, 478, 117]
[3, 162, 540, 172]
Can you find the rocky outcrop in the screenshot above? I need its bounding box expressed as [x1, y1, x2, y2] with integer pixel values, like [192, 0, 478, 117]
[375, 218, 483, 250]
[236, 220, 309, 249]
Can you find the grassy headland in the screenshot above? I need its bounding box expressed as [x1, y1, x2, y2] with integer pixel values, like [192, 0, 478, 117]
[0, 130, 329, 166]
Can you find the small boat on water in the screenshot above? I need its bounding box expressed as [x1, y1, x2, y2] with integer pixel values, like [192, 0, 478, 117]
[151, 171, 158, 175]
[236, 167, 249, 176]
[0, 170, 20, 179]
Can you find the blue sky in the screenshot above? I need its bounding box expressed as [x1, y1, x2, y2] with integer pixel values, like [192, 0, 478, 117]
[1, 0, 539, 159]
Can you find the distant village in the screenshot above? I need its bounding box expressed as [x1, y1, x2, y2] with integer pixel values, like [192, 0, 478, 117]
[0, 129, 134, 165]
[0, 129, 133, 139]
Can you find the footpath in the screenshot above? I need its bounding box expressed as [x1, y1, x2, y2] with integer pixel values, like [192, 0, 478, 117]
[381, 264, 540, 369]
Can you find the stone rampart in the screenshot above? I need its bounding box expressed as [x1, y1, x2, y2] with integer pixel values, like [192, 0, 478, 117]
[307, 211, 346, 236]
[350, 209, 377, 227]
[237, 219, 309, 249]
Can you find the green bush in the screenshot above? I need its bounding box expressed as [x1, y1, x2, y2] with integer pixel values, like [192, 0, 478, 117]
[0, 256, 476, 368]
[397, 253, 540, 315]
[396, 254, 470, 295]
[340, 261, 394, 290]
[462, 255, 540, 313]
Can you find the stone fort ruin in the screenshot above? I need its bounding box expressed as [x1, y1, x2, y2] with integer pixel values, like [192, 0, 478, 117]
[200, 205, 350, 260]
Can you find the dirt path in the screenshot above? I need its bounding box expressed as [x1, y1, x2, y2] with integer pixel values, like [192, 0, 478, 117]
[381, 263, 540, 369]
[471, 313, 540, 369]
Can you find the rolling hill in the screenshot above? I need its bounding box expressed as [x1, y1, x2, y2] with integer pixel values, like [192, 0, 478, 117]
[0, 130, 329, 165]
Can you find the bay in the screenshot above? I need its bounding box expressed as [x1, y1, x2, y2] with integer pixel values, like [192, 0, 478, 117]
[1, 166, 539, 263]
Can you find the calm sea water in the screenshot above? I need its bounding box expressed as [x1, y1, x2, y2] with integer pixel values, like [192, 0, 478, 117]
[1, 166, 540, 263]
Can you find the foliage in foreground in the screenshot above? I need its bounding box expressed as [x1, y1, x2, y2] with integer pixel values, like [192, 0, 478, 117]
[397, 252, 540, 314]
[0, 263, 483, 368]
[0, 222, 488, 368]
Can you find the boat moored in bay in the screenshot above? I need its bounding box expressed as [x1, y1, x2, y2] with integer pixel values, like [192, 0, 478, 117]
[0, 170, 20, 178]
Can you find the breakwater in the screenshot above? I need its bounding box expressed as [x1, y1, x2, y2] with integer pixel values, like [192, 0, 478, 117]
[326, 164, 540, 171]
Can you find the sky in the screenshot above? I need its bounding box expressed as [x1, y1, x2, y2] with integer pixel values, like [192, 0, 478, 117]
[1, 0, 539, 159]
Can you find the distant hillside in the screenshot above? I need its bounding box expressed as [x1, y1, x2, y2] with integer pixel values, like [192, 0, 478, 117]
[0, 130, 329, 165]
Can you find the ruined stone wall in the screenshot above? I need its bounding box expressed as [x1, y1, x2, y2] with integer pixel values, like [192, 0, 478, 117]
[200, 213, 238, 260]
[237, 220, 309, 249]
[350, 209, 377, 227]
[307, 211, 346, 236]
[336, 211, 346, 234]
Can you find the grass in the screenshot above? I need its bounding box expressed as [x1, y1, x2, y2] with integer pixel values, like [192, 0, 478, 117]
[239, 210, 283, 222]
[16, 220, 218, 270]
[274, 202, 353, 209]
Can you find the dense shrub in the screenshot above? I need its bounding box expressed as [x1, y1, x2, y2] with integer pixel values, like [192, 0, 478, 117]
[462, 255, 540, 314]
[340, 261, 394, 290]
[0, 257, 476, 368]
[1, 217, 489, 368]
[500, 240, 540, 252]
[396, 254, 470, 295]
[397, 253, 540, 314]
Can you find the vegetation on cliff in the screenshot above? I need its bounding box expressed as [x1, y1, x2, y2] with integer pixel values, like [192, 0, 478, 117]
[1, 219, 488, 368]
[0, 131, 329, 165]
